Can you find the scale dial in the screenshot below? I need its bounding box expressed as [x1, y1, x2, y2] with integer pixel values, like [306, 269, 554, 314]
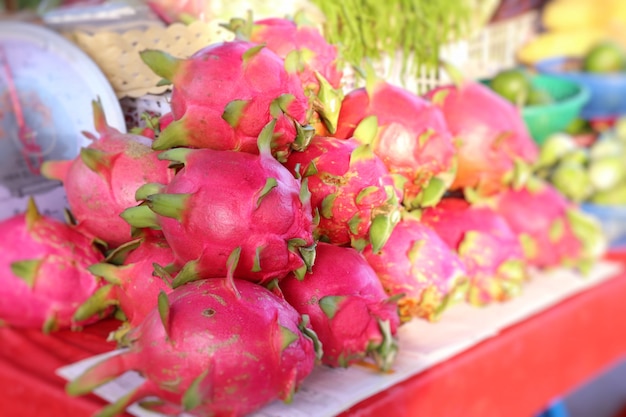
[0, 21, 125, 220]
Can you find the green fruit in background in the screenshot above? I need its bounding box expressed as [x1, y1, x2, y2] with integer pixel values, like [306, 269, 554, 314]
[564, 117, 592, 135]
[526, 88, 554, 106]
[611, 116, 626, 142]
[490, 68, 532, 106]
[588, 155, 626, 191]
[590, 183, 626, 205]
[582, 41, 626, 73]
[551, 162, 593, 203]
[589, 137, 625, 160]
[559, 147, 589, 166]
[535, 132, 578, 168]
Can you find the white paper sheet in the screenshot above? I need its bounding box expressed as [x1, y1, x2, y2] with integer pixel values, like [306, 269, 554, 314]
[56, 260, 624, 417]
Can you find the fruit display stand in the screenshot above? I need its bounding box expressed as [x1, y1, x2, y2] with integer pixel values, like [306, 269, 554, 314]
[0, 249, 623, 417]
[2, 2, 626, 417]
[337, 251, 626, 417]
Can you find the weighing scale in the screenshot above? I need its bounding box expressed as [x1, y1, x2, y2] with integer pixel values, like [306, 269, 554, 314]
[0, 20, 125, 220]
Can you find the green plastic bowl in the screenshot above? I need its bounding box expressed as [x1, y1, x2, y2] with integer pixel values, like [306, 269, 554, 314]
[521, 74, 590, 145]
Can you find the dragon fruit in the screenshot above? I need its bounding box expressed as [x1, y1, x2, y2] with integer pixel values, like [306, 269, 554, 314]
[425, 79, 538, 196]
[0, 198, 105, 333]
[73, 232, 177, 341]
[41, 100, 174, 249]
[489, 179, 606, 272]
[420, 198, 529, 306]
[334, 80, 457, 209]
[362, 215, 468, 322]
[279, 242, 399, 371]
[121, 121, 315, 284]
[66, 274, 321, 417]
[242, 16, 344, 134]
[140, 40, 313, 162]
[283, 135, 402, 252]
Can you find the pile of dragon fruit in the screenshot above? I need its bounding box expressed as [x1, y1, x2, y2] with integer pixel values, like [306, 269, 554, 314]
[0, 17, 607, 417]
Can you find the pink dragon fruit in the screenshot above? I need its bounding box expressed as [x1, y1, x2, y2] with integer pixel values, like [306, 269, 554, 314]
[140, 40, 314, 161]
[424, 79, 538, 197]
[489, 179, 606, 272]
[73, 232, 177, 341]
[279, 242, 400, 371]
[249, 18, 343, 92]
[282, 135, 402, 252]
[66, 275, 321, 417]
[420, 198, 529, 306]
[334, 80, 457, 209]
[244, 16, 344, 134]
[362, 215, 468, 322]
[41, 100, 174, 249]
[121, 121, 315, 284]
[0, 198, 105, 332]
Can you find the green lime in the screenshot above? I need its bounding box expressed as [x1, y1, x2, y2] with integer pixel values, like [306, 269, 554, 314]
[582, 41, 626, 73]
[564, 117, 592, 135]
[490, 68, 532, 106]
[526, 88, 554, 106]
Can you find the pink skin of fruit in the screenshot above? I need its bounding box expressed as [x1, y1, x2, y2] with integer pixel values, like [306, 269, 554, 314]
[0, 199, 105, 332]
[424, 80, 538, 196]
[122, 128, 316, 285]
[491, 182, 596, 269]
[279, 242, 400, 371]
[108, 234, 176, 324]
[158, 112, 174, 131]
[248, 17, 344, 135]
[140, 41, 311, 162]
[67, 278, 320, 417]
[334, 81, 457, 207]
[75, 232, 177, 339]
[41, 101, 174, 249]
[362, 217, 468, 322]
[145, 0, 205, 24]
[283, 135, 402, 252]
[250, 17, 343, 94]
[420, 198, 528, 306]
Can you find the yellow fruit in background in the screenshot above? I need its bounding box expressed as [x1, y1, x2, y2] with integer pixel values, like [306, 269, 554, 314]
[582, 41, 626, 72]
[542, 0, 605, 31]
[517, 30, 605, 66]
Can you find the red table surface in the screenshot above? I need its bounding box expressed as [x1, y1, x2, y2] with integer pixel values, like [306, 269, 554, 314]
[2, 251, 626, 417]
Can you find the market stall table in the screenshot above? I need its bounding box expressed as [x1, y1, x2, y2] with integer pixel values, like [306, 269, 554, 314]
[2, 250, 626, 417]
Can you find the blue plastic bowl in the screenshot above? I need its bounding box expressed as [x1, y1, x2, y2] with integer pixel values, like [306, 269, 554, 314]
[535, 56, 626, 120]
[581, 203, 626, 249]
